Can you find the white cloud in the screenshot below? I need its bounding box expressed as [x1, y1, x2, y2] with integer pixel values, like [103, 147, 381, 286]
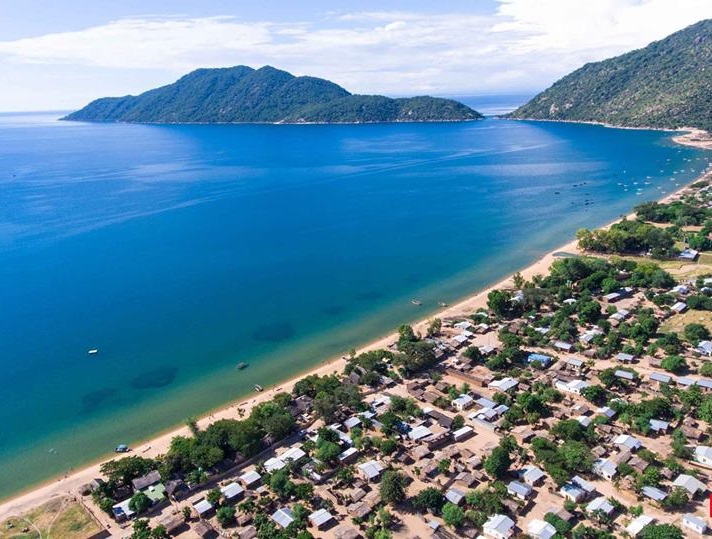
[0, 2, 711, 109]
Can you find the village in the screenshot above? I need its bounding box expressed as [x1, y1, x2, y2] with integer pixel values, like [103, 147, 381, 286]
[6, 185, 712, 539]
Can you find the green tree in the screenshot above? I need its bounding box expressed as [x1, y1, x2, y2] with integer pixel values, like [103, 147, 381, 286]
[581, 385, 608, 405]
[684, 323, 710, 344]
[128, 491, 151, 514]
[206, 487, 222, 507]
[661, 355, 687, 374]
[379, 470, 408, 505]
[426, 318, 442, 337]
[662, 487, 689, 509]
[484, 446, 511, 479]
[216, 506, 236, 527]
[640, 524, 683, 539]
[441, 502, 465, 528]
[100, 456, 156, 484]
[412, 487, 445, 514]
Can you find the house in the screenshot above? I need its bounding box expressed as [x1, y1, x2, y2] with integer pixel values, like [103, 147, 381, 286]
[220, 482, 244, 502]
[408, 425, 433, 441]
[682, 514, 707, 535]
[483, 514, 515, 539]
[239, 470, 262, 489]
[614, 370, 635, 382]
[649, 372, 671, 386]
[271, 508, 295, 529]
[641, 486, 667, 503]
[333, 525, 361, 539]
[488, 377, 518, 392]
[614, 434, 642, 451]
[158, 514, 186, 536]
[112, 499, 136, 522]
[445, 487, 466, 506]
[358, 460, 384, 482]
[165, 479, 189, 501]
[577, 416, 592, 428]
[554, 341, 573, 353]
[452, 426, 474, 442]
[343, 416, 361, 430]
[560, 483, 586, 503]
[507, 480, 533, 500]
[308, 508, 334, 530]
[528, 353, 553, 367]
[572, 476, 596, 498]
[520, 465, 545, 486]
[527, 519, 557, 539]
[193, 498, 214, 518]
[697, 340, 712, 356]
[616, 352, 635, 363]
[131, 470, 161, 491]
[555, 379, 589, 395]
[263, 457, 287, 473]
[193, 521, 217, 539]
[671, 301, 688, 314]
[593, 459, 617, 480]
[673, 474, 707, 497]
[693, 446, 712, 467]
[566, 357, 584, 371]
[648, 419, 669, 434]
[452, 393, 475, 411]
[678, 248, 699, 261]
[586, 497, 615, 517]
[626, 515, 655, 537]
[339, 447, 359, 464]
[597, 406, 616, 419]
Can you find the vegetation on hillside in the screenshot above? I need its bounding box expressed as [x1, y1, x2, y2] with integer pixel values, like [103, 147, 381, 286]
[509, 19, 712, 130]
[64, 65, 482, 124]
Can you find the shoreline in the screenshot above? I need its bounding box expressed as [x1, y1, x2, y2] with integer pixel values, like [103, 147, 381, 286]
[1, 127, 711, 520]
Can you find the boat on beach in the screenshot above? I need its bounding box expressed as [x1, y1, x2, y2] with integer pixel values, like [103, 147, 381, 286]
[254, 384, 263, 392]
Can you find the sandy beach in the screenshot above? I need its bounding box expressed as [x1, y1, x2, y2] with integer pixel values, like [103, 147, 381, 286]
[1, 127, 710, 522]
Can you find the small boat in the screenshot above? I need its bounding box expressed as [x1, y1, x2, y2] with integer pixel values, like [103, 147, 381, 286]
[411, 299, 423, 306]
[88, 349, 99, 355]
[254, 384, 264, 392]
[438, 301, 448, 307]
[115, 444, 129, 453]
[237, 362, 248, 370]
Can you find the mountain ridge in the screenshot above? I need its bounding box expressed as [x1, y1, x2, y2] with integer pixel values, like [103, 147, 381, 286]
[63, 65, 482, 124]
[509, 19, 712, 131]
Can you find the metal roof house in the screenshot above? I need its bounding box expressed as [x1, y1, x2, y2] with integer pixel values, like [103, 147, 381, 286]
[308, 508, 334, 530]
[483, 514, 515, 539]
[626, 515, 655, 537]
[220, 482, 244, 501]
[641, 486, 667, 502]
[673, 474, 707, 496]
[358, 460, 384, 482]
[682, 514, 707, 534]
[527, 519, 557, 539]
[507, 480, 533, 500]
[614, 434, 642, 451]
[586, 496, 615, 517]
[271, 507, 295, 529]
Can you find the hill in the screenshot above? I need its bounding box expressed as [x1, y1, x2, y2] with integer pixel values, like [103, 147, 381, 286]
[63, 66, 482, 124]
[509, 19, 712, 130]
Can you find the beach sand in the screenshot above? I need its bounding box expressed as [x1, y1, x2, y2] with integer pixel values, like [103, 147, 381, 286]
[1, 128, 710, 522]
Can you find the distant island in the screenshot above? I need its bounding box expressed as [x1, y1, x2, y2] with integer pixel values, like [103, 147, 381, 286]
[63, 65, 483, 124]
[509, 19, 712, 131]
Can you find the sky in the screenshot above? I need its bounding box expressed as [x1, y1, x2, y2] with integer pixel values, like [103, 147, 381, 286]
[1, 0, 712, 111]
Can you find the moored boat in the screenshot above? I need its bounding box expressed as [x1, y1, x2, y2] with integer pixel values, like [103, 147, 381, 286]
[254, 384, 263, 392]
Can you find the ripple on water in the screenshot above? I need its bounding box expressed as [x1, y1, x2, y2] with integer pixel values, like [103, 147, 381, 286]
[251, 322, 295, 343]
[131, 367, 178, 390]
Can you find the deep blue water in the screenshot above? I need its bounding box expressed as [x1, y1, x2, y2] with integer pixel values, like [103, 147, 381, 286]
[0, 110, 708, 496]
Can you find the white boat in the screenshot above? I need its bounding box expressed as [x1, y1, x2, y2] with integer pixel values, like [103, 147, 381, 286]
[411, 299, 423, 306]
[88, 349, 99, 355]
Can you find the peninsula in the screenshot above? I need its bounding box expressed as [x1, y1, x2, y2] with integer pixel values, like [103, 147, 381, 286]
[62, 65, 483, 124]
[509, 19, 712, 131]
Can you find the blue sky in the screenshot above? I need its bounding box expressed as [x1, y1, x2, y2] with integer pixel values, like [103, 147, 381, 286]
[1, 0, 711, 111]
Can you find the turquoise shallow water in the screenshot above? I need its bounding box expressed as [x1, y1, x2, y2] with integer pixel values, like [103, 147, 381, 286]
[0, 110, 708, 497]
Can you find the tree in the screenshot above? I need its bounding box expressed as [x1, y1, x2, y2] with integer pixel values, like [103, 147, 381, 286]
[684, 323, 710, 344]
[488, 289, 513, 318]
[269, 469, 294, 499]
[100, 456, 156, 484]
[216, 506, 236, 527]
[700, 362, 712, 376]
[316, 441, 341, 464]
[426, 318, 442, 337]
[661, 355, 687, 374]
[663, 487, 689, 509]
[206, 487, 222, 507]
[412, 487, 445, 514]
[128, 491, 151, 514]
[484, 446, 511, 479]
[640, 524, 683, 539]
[545, 512, 571, 535]
[130, 520, 152, 539]
[581, 385, 608, 405]
[441, 502, 465, 528]
[379, 470, 408, 505]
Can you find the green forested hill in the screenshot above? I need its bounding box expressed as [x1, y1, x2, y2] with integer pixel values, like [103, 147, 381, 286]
[64, 65, 482, 124]
[510, 19, 712, 130]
